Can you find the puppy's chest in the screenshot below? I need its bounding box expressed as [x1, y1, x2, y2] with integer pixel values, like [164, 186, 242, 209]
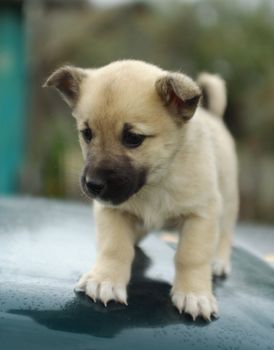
[126, 186, 193, 231]
[138, 201, 179, 230]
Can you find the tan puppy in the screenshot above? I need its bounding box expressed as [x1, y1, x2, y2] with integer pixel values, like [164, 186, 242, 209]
[45, 60, 238, 320]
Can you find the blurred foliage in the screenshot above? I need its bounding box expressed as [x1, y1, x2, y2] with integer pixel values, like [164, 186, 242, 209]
[23, 0, 274, 222]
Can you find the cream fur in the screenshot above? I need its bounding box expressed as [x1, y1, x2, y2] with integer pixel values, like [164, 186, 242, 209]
[197, 72, 227, 118]
[46, 60, 239, 320]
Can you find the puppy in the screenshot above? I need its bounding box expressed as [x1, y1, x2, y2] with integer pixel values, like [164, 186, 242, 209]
[44, 60, 238, 320]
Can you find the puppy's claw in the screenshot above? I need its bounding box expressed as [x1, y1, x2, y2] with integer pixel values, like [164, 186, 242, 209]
[198, 295, 212, 321]
[86, 280, 99, 302]
[100, 281, 114, 306]
[184, 294, 199, 321]
[211, 297, 219, 316]
[74, 285, 85, 293]
[77, 273, 128, 306]
[75, 273, 89, 291]
[115, 286, 128, 305]
[171, 292, 184, 314]
[171, 291, 218, 321]
[212, 259, 231, 277]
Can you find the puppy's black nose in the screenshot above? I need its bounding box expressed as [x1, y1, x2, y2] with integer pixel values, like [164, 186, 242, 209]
[85, 177, 106, 196]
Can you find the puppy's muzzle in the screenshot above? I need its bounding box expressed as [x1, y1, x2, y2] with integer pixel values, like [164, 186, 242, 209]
[81, 161, 147, 205]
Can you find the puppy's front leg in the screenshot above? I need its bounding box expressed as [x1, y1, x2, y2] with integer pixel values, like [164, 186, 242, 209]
[76, 205, 137, 306]
[171, 212, 219, 320]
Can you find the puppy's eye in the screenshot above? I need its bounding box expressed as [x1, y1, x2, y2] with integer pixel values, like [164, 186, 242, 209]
[122, 129, 145, 148]
[81, 127, 92, 144]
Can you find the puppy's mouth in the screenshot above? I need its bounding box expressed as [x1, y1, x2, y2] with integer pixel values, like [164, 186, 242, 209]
[80, 168, 147, 205]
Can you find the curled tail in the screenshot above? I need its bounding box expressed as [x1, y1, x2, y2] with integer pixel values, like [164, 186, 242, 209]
[197, 72, 227, 118]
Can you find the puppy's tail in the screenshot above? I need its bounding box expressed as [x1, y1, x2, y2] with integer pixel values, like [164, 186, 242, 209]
[197, 72, 227, 119]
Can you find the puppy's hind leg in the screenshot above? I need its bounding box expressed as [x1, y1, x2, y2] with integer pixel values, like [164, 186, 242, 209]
[212, 203, 238, 277]
[212, 229, 233, 277]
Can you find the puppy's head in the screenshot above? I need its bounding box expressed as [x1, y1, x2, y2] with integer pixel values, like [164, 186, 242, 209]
[44, 60, 200, 205]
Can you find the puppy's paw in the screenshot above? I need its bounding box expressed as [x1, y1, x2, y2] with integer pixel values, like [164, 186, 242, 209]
[212, 258, 231, 277]
[171, 291, 218, 321]
[75, 271, 128, 306]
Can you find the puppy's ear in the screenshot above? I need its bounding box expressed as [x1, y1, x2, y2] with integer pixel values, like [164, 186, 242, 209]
[155, 73, 201, 121]
[43, 66, 86, 108]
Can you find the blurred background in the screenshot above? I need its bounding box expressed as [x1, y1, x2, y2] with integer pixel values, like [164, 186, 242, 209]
[1, 0, 274, 223]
